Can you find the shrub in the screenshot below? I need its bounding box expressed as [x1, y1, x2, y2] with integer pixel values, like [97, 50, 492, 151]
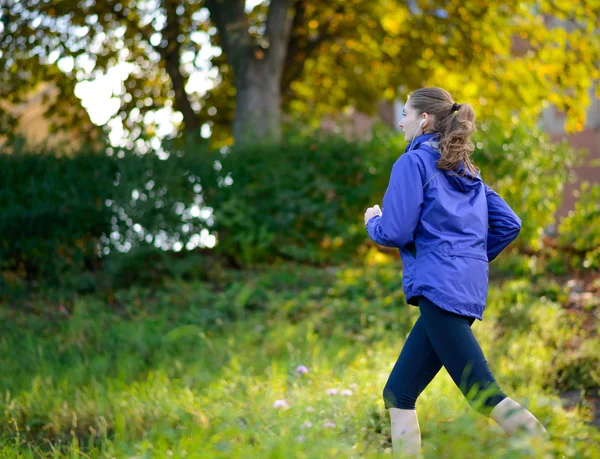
[557, 182, 600, 272]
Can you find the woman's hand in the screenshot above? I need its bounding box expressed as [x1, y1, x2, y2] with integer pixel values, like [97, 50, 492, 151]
[364, 205, 382, 225]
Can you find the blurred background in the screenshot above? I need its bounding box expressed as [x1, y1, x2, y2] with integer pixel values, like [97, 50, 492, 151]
[0, 1, 599, 457]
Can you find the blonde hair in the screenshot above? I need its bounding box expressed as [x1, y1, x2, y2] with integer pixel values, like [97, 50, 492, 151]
[407, 87, 479, 176]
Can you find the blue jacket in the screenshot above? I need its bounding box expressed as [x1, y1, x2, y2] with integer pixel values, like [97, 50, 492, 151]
[366, 132, 521, 320]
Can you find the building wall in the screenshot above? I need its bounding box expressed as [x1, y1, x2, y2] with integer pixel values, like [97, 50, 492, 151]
[539, 16, 600, 220]
[0, 82, 101, 155]
[540, 86, 600, 219]
[319, 101, 395, 140]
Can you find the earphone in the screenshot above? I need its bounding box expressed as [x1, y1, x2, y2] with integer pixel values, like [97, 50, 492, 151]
[407, 117, 427, 152]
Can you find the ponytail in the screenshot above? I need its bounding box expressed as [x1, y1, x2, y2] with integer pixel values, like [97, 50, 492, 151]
[437, 103, 478, 176]
[407, 88, 479, 176]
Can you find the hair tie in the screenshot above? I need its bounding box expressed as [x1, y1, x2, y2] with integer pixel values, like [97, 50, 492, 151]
[452, 102, 460, 113]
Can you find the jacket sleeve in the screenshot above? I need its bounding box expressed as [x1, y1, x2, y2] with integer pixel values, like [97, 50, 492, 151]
[365, 215, 397, 247]
[485, 183, 522, 262]
[365, 154, 424, 248]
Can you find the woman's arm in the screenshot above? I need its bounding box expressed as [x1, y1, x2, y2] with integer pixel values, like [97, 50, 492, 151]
[484, 183, 522, 262]
[365, 214, 398, 247]
[365, 154, 424, 248]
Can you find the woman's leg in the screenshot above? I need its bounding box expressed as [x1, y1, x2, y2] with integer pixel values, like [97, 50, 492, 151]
[418, 296, 548, 438]
[489, 397, 549, 438]
[383, 315, 444, 457]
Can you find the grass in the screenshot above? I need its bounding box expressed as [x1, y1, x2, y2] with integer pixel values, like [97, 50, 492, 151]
[0, 251, 598, 458]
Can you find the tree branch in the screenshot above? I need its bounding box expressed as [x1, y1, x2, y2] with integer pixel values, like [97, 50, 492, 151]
[281, 33, 330, 96]
[205, 0, 251, 72]
[160, 0, 199, 135]
[544, 0, 589, 33]
[280, 0, 305, 93]
[264, 0, 293, 70]
[281, 2, 342, 95]
[109, 1, 157, 49]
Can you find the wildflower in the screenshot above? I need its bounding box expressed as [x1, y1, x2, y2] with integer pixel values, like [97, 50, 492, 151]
[296, 365, 309, 374]
[306, 406, 316, 412]
[301, 421, 313, 429]
[273, 399, 289, 409]
[324, 421, 336, 428]
[341, 389, 353, 396]
[326, 388, 338, 395]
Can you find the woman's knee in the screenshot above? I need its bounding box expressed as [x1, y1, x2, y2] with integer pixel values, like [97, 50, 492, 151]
[383, 385, 417, 410]
[469, 393, 508, 417]
[462, 379, 508, 417]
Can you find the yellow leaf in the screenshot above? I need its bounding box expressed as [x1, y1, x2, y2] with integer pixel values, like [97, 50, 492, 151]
[381, 16, 400, 36]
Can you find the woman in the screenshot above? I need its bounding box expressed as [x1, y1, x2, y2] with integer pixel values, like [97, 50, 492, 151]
[364, 87, 549, 457]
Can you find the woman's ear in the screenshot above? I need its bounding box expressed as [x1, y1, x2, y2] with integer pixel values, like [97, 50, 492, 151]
[422, 113, 435, 131]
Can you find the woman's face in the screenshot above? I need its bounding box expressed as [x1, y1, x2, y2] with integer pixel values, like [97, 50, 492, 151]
[398, 102, 427, 142]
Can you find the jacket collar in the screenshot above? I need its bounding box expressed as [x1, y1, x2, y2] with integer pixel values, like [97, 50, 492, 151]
[405, 132, 440, 153]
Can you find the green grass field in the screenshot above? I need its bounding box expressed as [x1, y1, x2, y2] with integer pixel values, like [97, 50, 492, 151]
[0, 253, 598, 458]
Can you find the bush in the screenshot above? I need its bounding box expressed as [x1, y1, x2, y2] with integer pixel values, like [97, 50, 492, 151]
[0, 149, 116, 282]
[194, 125, 402, 266]
[0, 143, 213, 292]
[557, 182, 600, 272]
[471, 121, 584, 252]
[196, 120, 584, 267]
[550, 338, 600, 392]
[0, 119, 589, 289]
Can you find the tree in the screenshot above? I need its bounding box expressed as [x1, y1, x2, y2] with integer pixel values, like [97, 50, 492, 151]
[204, 0, 292, 145]
[0, 0, 598, 148]
[1, 0, 209, 146]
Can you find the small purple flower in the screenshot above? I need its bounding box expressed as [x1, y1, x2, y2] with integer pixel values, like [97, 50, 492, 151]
[324, 421, 336, 428]
[296, 365, 309, 374]
[296, 435, 306, 442]
[273, 399, 289, 409]
[301, 421, 313, 429]
[326, 388, 338, 395]
[341, 389, 353, 396]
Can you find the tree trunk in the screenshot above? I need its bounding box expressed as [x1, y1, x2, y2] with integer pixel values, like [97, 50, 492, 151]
[205, 0, 293, 146]
[233, 57, 282, 145]
[165, 53, 200, 137]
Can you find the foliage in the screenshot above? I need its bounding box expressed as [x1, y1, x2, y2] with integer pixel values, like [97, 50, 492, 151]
[1, 0, 598, 146]
[557, 182, 600, 271]
[0, 258, 598, 456]
[195, 124, 402, 266]
[196, 120, 584, 266]
[471, 120, 585, 252]
[0, 0, 208, 142]
[0, 142, 212, 292]
[98, 243, 227, 290]
[1, 117, 591, 295]
[0, 147, 116, 284]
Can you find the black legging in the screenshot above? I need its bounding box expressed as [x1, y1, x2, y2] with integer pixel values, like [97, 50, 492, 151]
[383, 296, 507, 416]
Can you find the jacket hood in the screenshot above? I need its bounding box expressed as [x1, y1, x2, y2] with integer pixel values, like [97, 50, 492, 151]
[444, 166, 482, 192]
[409, 133, 482, 193]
